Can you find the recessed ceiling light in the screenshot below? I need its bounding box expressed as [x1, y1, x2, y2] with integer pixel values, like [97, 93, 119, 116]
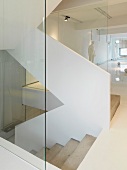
[115, 78, 120, 81]
[115, 40, 120, 44]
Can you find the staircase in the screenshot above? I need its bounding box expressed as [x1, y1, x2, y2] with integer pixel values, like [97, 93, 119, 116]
[36, 134, 96, 170]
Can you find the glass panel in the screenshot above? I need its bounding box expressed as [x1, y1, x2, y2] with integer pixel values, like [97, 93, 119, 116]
[46, 1, 108, 169]
[108, 37, 127, 95]
[0, 0, 46, 169]
[102, 1, 127, 116]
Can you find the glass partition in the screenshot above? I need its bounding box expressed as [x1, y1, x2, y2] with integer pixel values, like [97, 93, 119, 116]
[0, 0, 126, 169]
[107, 36, 127, 95]
[0, 0, 47, 168]
[101, 2, 127, 99]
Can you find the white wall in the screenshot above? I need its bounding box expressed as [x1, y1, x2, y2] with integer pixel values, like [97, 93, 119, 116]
[47, 36, 110, 146]
[13, 29, 110, 151]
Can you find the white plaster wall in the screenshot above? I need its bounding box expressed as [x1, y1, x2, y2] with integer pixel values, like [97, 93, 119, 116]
[111, 38, 127, 60]
[13, 29, 110, 151]
[46, 36, 110, 146]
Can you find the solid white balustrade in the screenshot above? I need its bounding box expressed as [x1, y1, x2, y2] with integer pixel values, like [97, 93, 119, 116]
[8, 29, 111, 151]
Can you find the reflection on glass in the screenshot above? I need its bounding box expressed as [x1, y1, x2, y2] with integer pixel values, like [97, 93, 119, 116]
[0, 51, 26, 132]
[0, 0, 46, 169]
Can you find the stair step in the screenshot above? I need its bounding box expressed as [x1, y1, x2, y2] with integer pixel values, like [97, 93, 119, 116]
[61, 135, 96, 170]
[47, 143, 63, 162]
[36, 148, 49, 160]
[50, 139, 79, 168]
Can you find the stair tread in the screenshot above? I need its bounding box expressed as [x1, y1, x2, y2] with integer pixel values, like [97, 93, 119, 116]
[47, 143, 63, 162]
[50, 139, 79, 168]
[36, 147, 49, 160]
[61, 134, 96, 170]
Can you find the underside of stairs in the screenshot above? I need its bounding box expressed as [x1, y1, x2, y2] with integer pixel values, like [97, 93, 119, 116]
[36, 134, 96, 170]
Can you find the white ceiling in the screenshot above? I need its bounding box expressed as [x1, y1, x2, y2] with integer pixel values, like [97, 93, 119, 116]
[58, 4, 107, 22]
[102, 2, 127, 18]
[54, 1, 108, 22]
[54, 0, 104, 12]
[52, 0, 127, 31]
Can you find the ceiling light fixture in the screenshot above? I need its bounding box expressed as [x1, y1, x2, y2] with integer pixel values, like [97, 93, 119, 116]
[95, 7, 112, 19]
[62, 15, 82, 23]
[115, 78, 120, 82]
[115, 40, 120, 44]
[64, 16, 70, 21]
